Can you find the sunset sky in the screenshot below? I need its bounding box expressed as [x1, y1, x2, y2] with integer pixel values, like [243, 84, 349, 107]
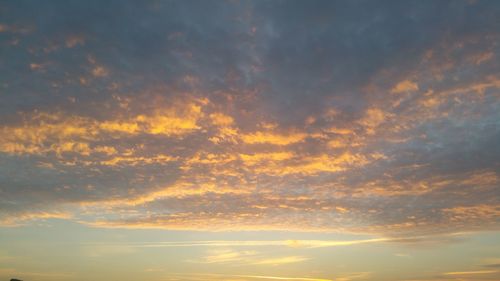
[1, 1, 499, 280]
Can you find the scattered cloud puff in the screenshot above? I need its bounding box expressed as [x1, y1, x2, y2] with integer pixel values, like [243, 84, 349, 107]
[0, 0, 499, 237]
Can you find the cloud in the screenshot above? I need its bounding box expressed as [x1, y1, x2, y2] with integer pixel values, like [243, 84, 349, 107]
[391, 80, 419, 94]
[252, 256, 310, 265]
[0, 210, 73, 227]
[0, 0, 499, 237]
[186, 248, 309, 266]
[443, 270, 498, 276]
[164, 273, 334, 281]
[79, 234, 465, 251]
[187, 249, 259, 264]
[240, 131, 308, 145]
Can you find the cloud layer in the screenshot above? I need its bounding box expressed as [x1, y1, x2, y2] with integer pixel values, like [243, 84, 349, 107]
[0, 0, 499, 236]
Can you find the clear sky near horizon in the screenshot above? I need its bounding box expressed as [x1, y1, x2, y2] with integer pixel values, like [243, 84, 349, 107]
[0, 1, 499, 281]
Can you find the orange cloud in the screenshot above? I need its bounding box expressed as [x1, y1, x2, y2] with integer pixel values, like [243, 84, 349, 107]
[240, 131, 307, 145]
[0, 100, 204, 157]
[210, 112, 234, 126]
[0, 211, 72, 227]
[239, 152, 294, 165]
[391, 80, 419, 94]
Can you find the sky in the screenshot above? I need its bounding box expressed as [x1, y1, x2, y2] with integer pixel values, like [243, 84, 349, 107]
[0, 0, 499, 280]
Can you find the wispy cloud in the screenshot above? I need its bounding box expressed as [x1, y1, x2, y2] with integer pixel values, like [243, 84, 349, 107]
[164, 273, 333, 281]
[252, 256, 311, 266]
[443, 270, 498, 275]
[84, 238, 389, 249]
[186, 248, 310, 266]
[186, 249, 259, 264]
